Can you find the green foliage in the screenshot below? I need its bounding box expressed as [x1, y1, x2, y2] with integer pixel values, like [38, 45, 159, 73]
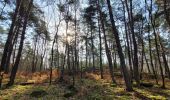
[82, 5, 96, 29]
[0, 77, 170, 99]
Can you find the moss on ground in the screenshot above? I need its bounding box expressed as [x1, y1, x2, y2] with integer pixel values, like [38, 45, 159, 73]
[0, 76, 170, 100]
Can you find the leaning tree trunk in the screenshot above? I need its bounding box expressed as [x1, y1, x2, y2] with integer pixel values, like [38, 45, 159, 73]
[145, 0, 158, 84]
[121, 0, 133, 79]
[4, 25, 20, 74]
[0, 0, 23, 72]
[97, 1, 116, 84]
[106, 0, 133, 91]
[150, 0, 165, 88]
[0, 0, 23, 88]
[153, 31, 165, 88]
[157, 32, 170, 79]
[148, 29, 158, 84]
[8, 0, 33, 86]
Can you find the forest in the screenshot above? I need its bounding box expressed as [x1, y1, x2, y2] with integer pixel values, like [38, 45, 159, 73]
[0, 0, 170, 99]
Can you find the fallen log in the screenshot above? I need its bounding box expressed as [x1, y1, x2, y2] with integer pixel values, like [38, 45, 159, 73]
[140, 82, 154, 88]
[20, 82, 34, 85]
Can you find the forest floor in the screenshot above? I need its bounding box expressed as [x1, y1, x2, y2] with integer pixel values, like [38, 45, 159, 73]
[0, 69, 170, 100]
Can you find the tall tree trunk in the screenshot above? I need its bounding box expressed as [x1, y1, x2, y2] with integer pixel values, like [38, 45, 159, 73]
[121, 0, 133, 79]
[139, 19, 146, 79]
[102, 23, 116, 84]
[90, 24, 95, 72]
[59, 16, 69, 81]
[145, 0, 158, 84]
[40, 39, 46, 71]
[74, 4, 78, 74]
[150, 0, 165, 88]
[7, 0, 33, 86]
[157, 32, 170, 79]
[4, 25, 20, 74]
[32, 36, 38, 73]
[129, 0, 140, 85]
[98, 1, 116, 84]
[106, 0, 133, 91]
[0, 0, 23, 88]
[97, 0, 103, 79]
[140, 40, 144, 79]
[144, 51, 151, 73]
[59, 45, 67, 82]
[153, 29, 165, 88]
[71, 46, 75, 86]
[148, 28, 158, 84]
[34, 46, 39, 72]
[50, 14, 62, 84]
[13, 43, 17, 65]
[86, 37, 88, 70]
[0, 0, 22, 72]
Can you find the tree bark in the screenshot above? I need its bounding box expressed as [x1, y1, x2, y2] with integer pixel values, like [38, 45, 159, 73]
[0, 0, 22, 72]
[8, 0, 33, 86]
[106, 0, 133, 91]
[97, 0, 103, 79]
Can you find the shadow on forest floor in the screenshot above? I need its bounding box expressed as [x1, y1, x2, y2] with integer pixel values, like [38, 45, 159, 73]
[0, 70, 170, 100]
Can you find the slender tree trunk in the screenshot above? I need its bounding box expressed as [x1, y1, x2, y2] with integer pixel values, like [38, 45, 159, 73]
[153, 29, 165, 88]
[4, 25, 20, 74]
[139, 19, 145, 79]
[40, 39, 46, 71]
[34, 46, 39, 72]
[0, 0, 23, 88]
[121, 0, 133, 79]
[129, 0, 140, 85]
[148, 29, 158, 84]
[86, 37, 88, 70]
[97, 0, 103, 79]
[50, 16, 62, 84]
[98, 2, 117, 84]
[8, 0, 33, 86]
[157, 32, 170, 79]
[32, 36, 38, 73]
[13, 43, 17, 65]
[59, 18, 69, 81]
[80, 48, 83, 79]
[144, 51, 151, 73]
[59, 45, 67, 81]
[150, 0, 165, 88]
[90, 24, 95, 72]
[71, 46, 75, 86]
[74, 5, 77, 75]
[106, 0, 133, 91]
[140, 39, 144, 79]
[88, 51, 91, 70]
[0, 0, 22, 72]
